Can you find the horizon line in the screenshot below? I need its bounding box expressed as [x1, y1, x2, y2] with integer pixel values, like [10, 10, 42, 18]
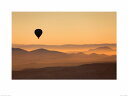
[12, 43, 116, 46]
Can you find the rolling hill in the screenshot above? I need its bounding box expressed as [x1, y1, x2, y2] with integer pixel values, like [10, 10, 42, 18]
[12, 48, 116, 71]
[12, 62, 116, 79]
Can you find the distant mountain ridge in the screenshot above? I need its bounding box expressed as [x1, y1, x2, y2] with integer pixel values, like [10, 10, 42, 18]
[30, 48, 65, 54]
[88, 46, 113, 51]
[12, 48, 28, 52]
[12, 44, 116, 49]
[12, 48, 116, 58]
[13, 48, 67, 56]
[13, 47, 108, 56]
[12, 48, 29, 55]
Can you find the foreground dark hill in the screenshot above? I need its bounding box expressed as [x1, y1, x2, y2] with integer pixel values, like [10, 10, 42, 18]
[12, 62, 116, 79]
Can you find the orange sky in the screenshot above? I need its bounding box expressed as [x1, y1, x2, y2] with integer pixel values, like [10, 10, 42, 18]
[12, 12, 116, 45]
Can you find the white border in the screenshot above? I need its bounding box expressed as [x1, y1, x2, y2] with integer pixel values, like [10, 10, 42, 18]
[0, 0, 128, 96]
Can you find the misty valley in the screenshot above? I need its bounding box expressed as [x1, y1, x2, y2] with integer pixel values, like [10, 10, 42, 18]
[12, 44, 116, 79]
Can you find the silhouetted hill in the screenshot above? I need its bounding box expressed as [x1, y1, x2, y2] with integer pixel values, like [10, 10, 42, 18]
[85, 46, 116, 55]
[12, 44, 116, 54]
[13, 48, 66, 55]
[30, 48, 66, 55]
[89, 53, 107, 57]
[12, 62, 116, 79]
[30, 48, 50, 53]
[12, 48, 29, 55]
[88, 46, 113, 52]
[12, 48, 28, 52]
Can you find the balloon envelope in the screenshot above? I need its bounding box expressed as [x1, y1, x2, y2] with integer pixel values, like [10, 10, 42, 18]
[34, 29, 43, 39]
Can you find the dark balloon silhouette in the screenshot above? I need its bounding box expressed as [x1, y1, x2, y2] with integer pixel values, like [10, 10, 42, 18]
[34, 29, 43, 39]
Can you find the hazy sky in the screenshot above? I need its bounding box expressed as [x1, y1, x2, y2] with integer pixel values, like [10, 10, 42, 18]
[12, 12, 116, 45]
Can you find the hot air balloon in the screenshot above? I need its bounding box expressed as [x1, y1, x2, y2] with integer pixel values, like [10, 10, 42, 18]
[34, 29, 43, 39]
